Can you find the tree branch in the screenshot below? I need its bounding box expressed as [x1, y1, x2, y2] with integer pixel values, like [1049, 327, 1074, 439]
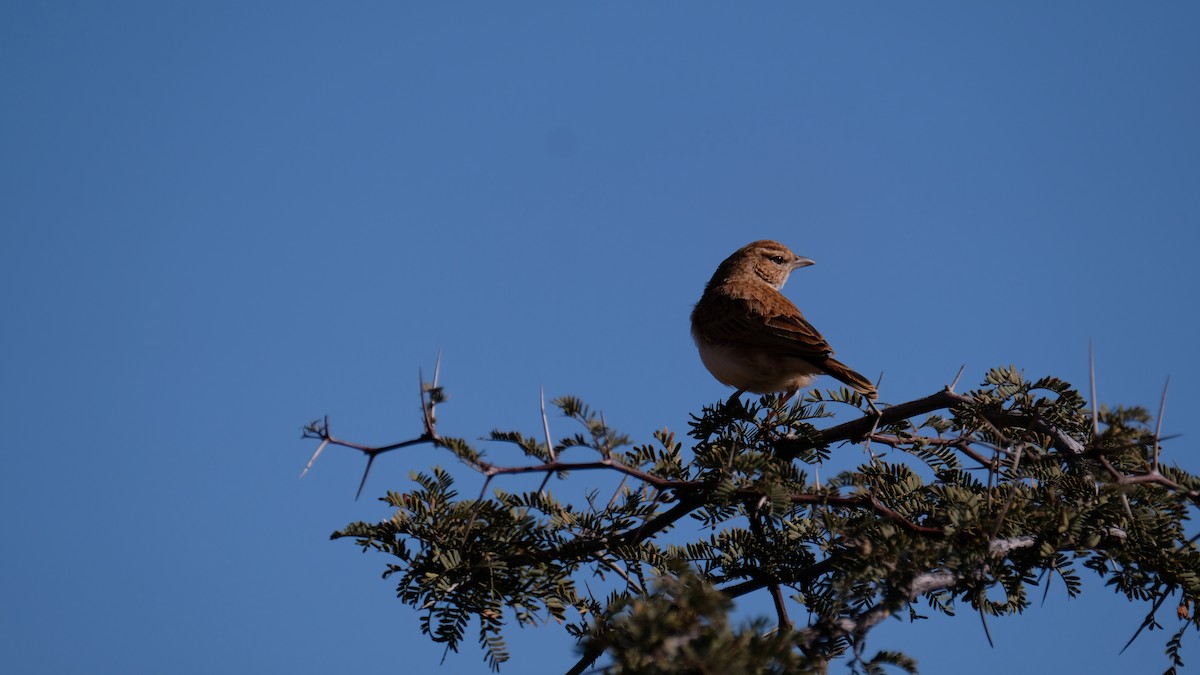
[311, 364, 1198, 673]
[799, 536, 1040, 645]
[775, 388, 1087, 458]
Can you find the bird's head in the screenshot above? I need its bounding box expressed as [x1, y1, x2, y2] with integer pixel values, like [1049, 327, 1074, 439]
[716, 240, 814, 291]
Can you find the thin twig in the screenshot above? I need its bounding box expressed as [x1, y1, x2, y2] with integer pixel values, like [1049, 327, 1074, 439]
[1153, 376, 1169, 472]
[769, 583, 793, 630]
[535, 472, 554, 495]
[744, 496, 793, 630]
[541, 386, 556, 462]
[605, 475, 631, 512]
[1089, 342, 1099, 436]
[538, 386, 557, 495]
[355, 454, 377, 501]
[989, 445, 1024, 541]
[592, 553, 645, 594]
[459, 475, 495, 547]
[599, 411, 612, 460]
[299, 437, 329, 479]
[1120, 493, 1135, 523]
[1121, 591, 1172, 654]
[978, 604, 994, 648]
[1040, 566, 1053, 607]
[949, 364, 966, 392]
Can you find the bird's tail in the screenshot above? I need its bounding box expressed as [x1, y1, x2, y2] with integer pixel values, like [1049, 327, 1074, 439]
[822, 357, 878, 399]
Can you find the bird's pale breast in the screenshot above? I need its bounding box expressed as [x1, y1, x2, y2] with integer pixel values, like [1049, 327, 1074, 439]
[692, 329, 822, 394]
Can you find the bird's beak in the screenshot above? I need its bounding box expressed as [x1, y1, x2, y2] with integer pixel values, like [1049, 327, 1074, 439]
[793, 257, 815, 270]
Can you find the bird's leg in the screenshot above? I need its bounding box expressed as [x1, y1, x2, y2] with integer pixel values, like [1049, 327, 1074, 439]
[761, 388, 797, 429]
[778, 389, 797, 408]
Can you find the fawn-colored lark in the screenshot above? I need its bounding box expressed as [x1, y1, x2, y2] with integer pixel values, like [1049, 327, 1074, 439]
[691, 240, 877, 404]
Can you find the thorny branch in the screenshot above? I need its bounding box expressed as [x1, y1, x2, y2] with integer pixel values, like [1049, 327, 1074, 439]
[303, 382, 1189, 511]
[773, 388, 1086, 458]
[799, 536, 1041, 649]
[304, 364, 1196, 672]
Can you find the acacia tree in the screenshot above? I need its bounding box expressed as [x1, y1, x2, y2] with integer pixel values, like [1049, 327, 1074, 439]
[303, 363, 1199, 674]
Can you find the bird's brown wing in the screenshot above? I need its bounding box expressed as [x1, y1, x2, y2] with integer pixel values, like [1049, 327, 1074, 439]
[761, 308, 834, 357]
[762, 306, 877, 397]
[694, 291, 877, 398]
[691, 288, 878, 393]
[695, 293, 833, 359]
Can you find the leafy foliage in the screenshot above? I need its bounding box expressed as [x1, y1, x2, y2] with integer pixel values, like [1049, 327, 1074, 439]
[587, 563, 826, 674]
[312, 367, 1199, 672]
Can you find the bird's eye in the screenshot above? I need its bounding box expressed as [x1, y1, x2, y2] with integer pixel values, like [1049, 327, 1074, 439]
[769, 255, 786, 265]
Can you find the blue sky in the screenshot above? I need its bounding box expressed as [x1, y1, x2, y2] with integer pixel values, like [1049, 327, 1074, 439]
[2, 3, 1198, 673]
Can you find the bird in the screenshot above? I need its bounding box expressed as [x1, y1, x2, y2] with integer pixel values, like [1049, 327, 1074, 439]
[690, 240, 877, 405]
